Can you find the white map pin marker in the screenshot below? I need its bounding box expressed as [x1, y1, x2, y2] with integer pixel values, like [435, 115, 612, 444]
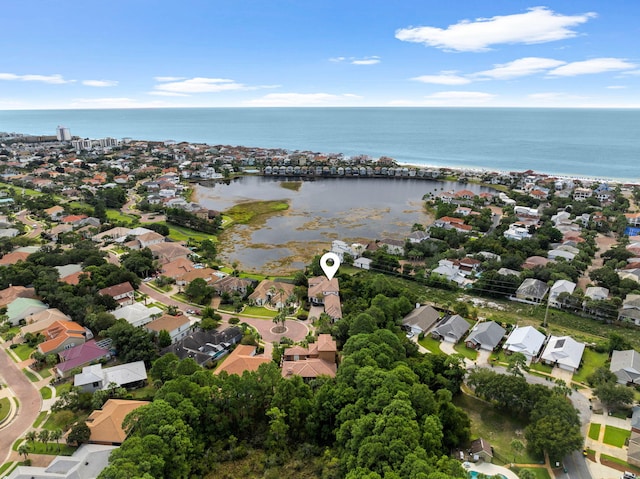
[320, 252, 341, 280]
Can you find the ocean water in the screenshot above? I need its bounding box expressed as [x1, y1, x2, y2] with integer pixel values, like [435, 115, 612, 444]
[0, 107, 639, 181]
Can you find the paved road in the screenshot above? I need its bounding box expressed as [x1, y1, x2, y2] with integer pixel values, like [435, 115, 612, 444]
[0, 347, 42, 464]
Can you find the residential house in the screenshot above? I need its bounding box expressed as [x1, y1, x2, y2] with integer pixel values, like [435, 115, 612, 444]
[136, 231, 165, 248]
[549, 279, 577, 308]
[378, 238, 405, 256]
[281, 334, 338, 380]
[625, 213, 640, 228]
[406, 230, 430, 244]
[20, 308, 72, 335]
[38, 320, 90, 356]
[354, 257, 372, 270]
[540, 336, 585, 373]
[148, 241, 193, 264]
[610, 350, 640, 385]
[113, 302, 164, 328]
[402, 304, 440, 336]
[161, 326, 243, 365]
[212, 275, 254, 297]
[99, 281, 135, 308]
[61, 214, 88, 226]
[431, 259, 467, 286]
[323, 294, 343, 320]
[469, 438, 493, 463]
[504, 223, 532, 240]
[584, 286, 609, 301]
[91, 226, 132, 243]
[86, 399, 150, 445]
[503, 326, 546, 360]
[522, 255, 551, 270]
[331, 240, 360, 260]
[619, 294, 640, 325]
[497, 267, 520, 277]
[74, 360, 147, 393]
[214, 344, 272, 376]
[178, 267, 220, 286]
[573, 187, 593, 200]
[6, 297, 48, 326]
[161, 257, 195, 281]
[145, 314, 192, 343]
[515, 278, 549, 304]
[548, 247, 577, 261]
[6, 444, 117, 479]
[56, 339, 112, 377]
[465, 321, 506, 351]
[248, 280, 296, 309]
[44, 205, 65, 221]
[0, 250, 32, 265]
[0, 285, 36, 308]
[431, 315, 470, 343]
[308, 276, 340, 305]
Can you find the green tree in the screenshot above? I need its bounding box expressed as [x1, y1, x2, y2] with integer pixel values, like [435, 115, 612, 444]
[506, 352, 529, 377]
[157, 329, 172, 348]
[67, 421, 91, 446]
[525, 395, 582, 460]
[593, 382, 635, 410]
[38, 429, 50, 450]
[51, 428, 63, 452]
[18, 443, 30, 461]
[510, 438, 525, 462]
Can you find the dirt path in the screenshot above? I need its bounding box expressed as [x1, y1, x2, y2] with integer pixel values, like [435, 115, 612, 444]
[577, 233, 617, 291]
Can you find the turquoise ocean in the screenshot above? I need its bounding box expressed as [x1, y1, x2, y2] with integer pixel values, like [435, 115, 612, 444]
[0, 107, 638, 182]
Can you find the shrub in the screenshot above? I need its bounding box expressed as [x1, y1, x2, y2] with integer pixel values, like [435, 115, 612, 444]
[296, 312, 308, 320]
[229, 317, 240, 325]
[9, 344, 18, 349]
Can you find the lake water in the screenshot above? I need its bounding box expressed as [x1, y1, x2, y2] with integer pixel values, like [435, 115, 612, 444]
[195, 176, 492, 273]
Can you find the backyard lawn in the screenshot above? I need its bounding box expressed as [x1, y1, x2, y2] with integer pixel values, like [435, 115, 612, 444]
[572, 349, 608, 385]
[603, 425, 631, 448]
[588, 423, 601, 440]
[454, 392, 538, 465]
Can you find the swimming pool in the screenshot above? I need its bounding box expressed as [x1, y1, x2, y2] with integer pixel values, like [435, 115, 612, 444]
[468, 471, 507, 479]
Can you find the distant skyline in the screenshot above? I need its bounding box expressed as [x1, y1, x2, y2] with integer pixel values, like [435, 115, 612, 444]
[1, 1, 639, 109]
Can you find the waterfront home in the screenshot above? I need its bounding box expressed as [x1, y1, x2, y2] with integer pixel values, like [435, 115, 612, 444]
[540, 336, 585, 373]
[378, 238, 405, 256]
[249, 280, 295, 309]
[503, 326, 545, 360]
[148, 241, 193, 264]
[465, 321, 506, 351]
[212, 275, 254, 296]
[354, 257, 372, 270]
[431, 315, 470, 343]
[610, 350, 640, 385]
[406, 230, 430, 243]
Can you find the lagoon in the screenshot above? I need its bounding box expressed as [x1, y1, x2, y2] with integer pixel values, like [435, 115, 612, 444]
[195, 176, 493, 274]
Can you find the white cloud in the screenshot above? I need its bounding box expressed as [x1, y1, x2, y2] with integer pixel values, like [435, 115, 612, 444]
[148, 91, 190, 97]
[155, 76, 186, 82]
[426, 91, 495, 101]
[244, 93, 361, 107]
[329, 56, 380, 65]
[606, 85, 626, 89]
[395, 7, 596, 52]
[154, 77, 246, 93]
[411, 74, 471, 85]
[82, 79, 118, 87]
[351, 56, 380, 65]
[474, 57, 566, 79]
[0, 73, 74, 84]
[548, 58, 636, 76]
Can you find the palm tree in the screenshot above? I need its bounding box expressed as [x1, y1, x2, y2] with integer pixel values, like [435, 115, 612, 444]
[17, 443, 30, 462]
[25, 430, 37, 446]
[50, 428, 62, 452]
[39, 429, 50, 450]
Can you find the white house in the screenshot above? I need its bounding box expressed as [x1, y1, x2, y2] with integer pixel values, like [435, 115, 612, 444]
[113, 302, 163, 328]
[503, 326, 546, 360]
[540, 336, 585, 373]
[549, 280, 577, 308]
[74, 360, 147, 393]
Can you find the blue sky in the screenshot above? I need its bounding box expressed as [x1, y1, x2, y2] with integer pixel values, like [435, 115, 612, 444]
[1, 0, 639, 109]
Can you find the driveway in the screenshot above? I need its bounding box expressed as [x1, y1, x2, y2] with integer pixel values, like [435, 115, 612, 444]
[0, 346, 42, 464]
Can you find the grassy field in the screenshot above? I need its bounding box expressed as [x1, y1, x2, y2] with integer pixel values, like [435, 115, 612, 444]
[588, 423, 601, 440]
[158, 221, 216, 243]
[39, 387, 52, 400]
[12, 344, 34, 361]
[0, 397, 10, 423]
[573, 349, 608, 385]
[418, 335, 444, 353]
[23, 441, 76, 456]
[453, 392, 538, 465]
[514, 467, 551, 479]
[33, 411, 48, 428]
[106, 208, 139, 224]
[225, 200, 289, 225]
[42, 410, 77, 431]
[23, 368, 39, 382]
[603, 425, 630, 448]
[240, 306, 278, 318]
